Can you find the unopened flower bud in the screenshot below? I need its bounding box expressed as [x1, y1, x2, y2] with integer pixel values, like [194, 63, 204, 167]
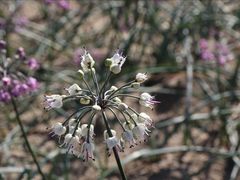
[118, 103, 128, 111]
[104, 129, 116, 140]
[110, 64, 121, 74]
[91, 68, 96, 73]
[78, 70, 84, 79]
[110, 86, 118, 91]
[135, 73, 148, 83]
[113, 97, 122, 104]
[80, 97, 90, 105]
[123, 122, 135, 130]
[131, 82, 140, 89]
[92, 104, 101, 111]
[105, 58, 112, 67]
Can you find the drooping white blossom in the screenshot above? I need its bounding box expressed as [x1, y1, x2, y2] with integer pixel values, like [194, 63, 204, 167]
[81, 51, 95, 72]
[139, 92, 159, 109]
[66, 83, 81, 95]
[81, 141, 95, 161]
[132, 123, 151, 143]
[44, 94, 63, 110]
[105, 136, 123, 156]
[109, 52, 126, 74]
[135, 73, 148, 83]
[138, 112, 153, 127]
[122, 130, 135, 148]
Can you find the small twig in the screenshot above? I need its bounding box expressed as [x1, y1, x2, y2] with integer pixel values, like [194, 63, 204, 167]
[11, 98, 46, 180]
[183, 37, 193, 144]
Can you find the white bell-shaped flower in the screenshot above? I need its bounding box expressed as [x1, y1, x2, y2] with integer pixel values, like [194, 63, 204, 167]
[71, 143, 82, 157]
[105, 136, 123, 156]
[135, 73, 148, 83]
[123, 122, 135, 131]
[103, 129, 117, 140]
[118, 103, 128, 112]
[81, 124, 94, 139]
[50, 122, 66, 137]
[122, 130, 135, 148]
[138, 112, 153, 127]
[75, 127, 82, 138]
[81, 51, 95, 72]
[66, 84, 81, 95]
[61, 134, 80, 150]
[109, 52, 126, 74]
[44, 94, 63, 110]
[81, 141, 95, 161]
[139, 92, 159, 109]
[68, 118, 76, 127]
[132, 123, 151, 143]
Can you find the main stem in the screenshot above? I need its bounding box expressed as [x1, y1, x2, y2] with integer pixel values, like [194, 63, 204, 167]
[101, 111, 127, 180]
[11, 98, 46, 180]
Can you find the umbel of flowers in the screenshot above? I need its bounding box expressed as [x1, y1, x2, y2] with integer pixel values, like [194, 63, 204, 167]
[0, 40, 39, 103]
[45, 50, 159, 161]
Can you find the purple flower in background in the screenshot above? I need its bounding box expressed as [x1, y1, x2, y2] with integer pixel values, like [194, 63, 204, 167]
[57, 0, 70, 10]
[27, 77, 39, 91]
[0, 18, 6, 30]
[2, 76, 11, 86]
[16, 47, 26, 60]
[0, 40, 40, 103]
[199, 38, 233, 65]
[199, 39, 208, 49]
[27, 58, 40, 70]
[13, 16, 29, 27]
[201, 50, 215, 61]
[13, 16, 29, 32]
[0, 90, 11, 102]
[44, 0, 70, 10]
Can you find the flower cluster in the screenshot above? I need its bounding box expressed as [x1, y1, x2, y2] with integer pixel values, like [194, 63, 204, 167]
[45, 50, 159, 161]
[44, 0, 70, 10]
[199, 38, 233, 65]
[0, 15, 29, 33]
[0, 40, 39, 102]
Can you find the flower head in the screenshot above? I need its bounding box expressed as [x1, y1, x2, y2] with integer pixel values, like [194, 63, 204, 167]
[0, 41, 39, 103]
[27, 58, 40, 70]
[45, 50, 157, 161]
[199, 38, 233, 65]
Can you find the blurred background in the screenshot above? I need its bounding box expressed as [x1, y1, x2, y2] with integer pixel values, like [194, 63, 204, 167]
[0, 0, 240, 179]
